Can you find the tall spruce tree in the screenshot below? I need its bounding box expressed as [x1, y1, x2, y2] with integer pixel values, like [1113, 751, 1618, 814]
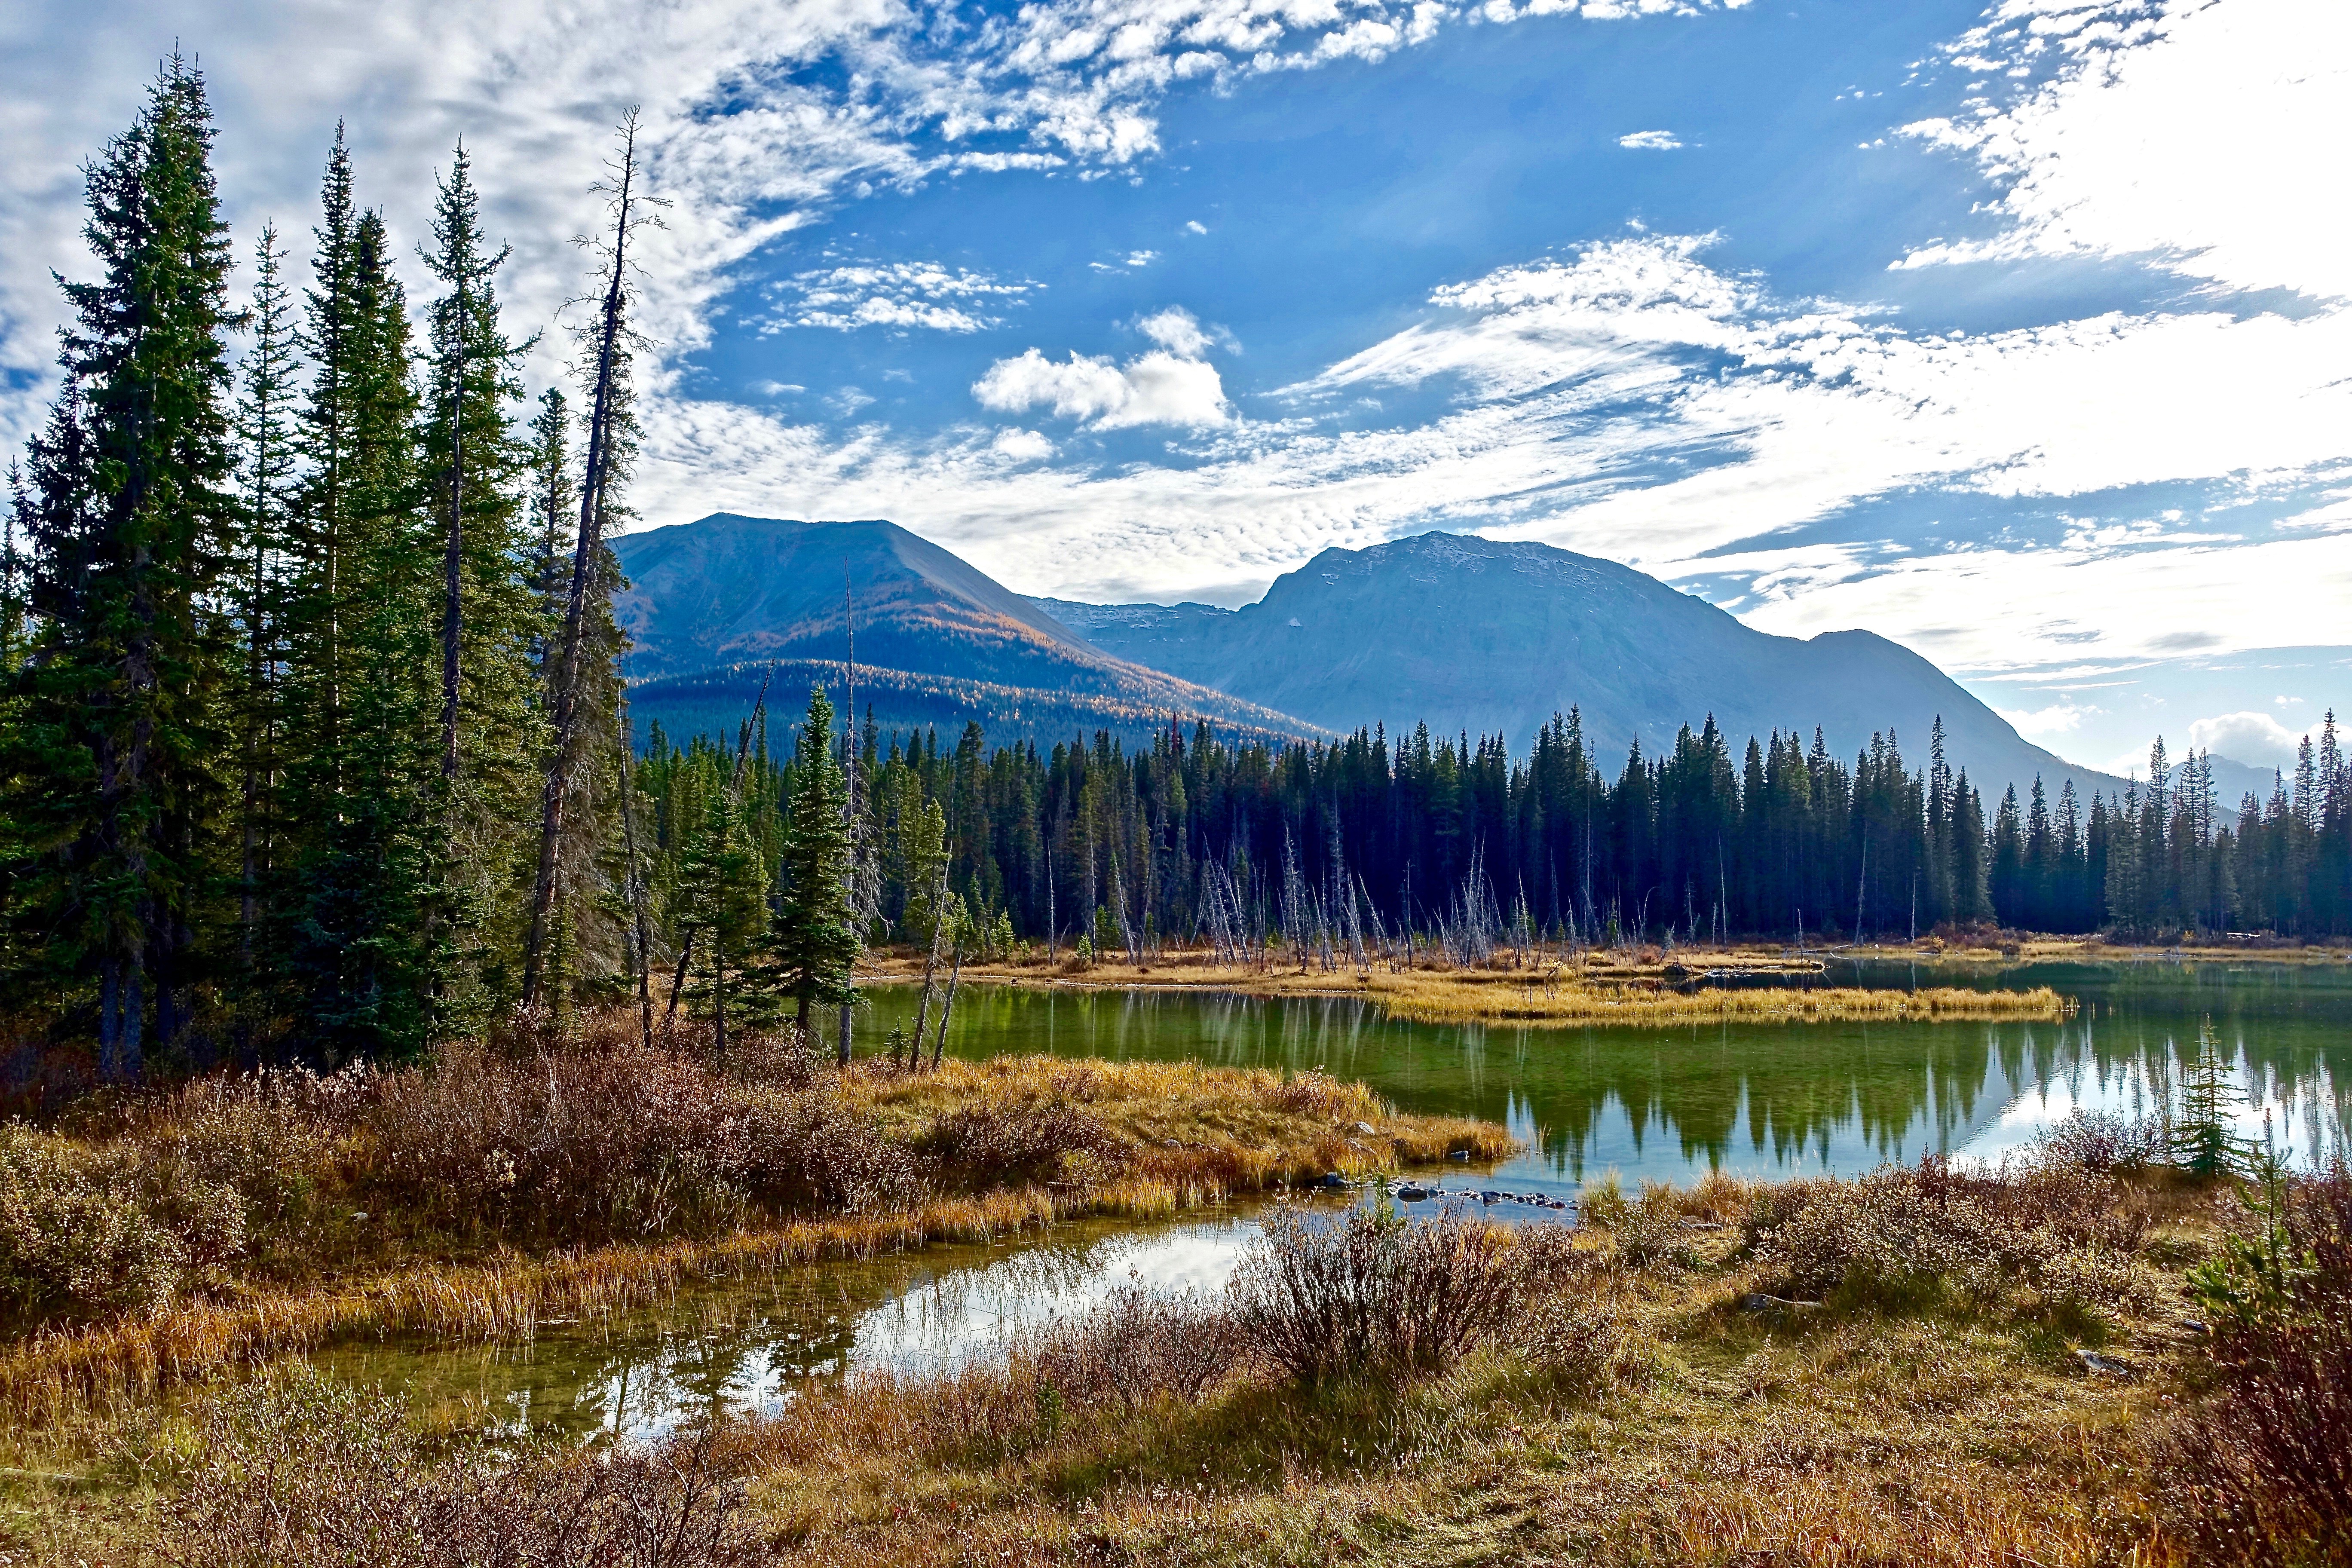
[2, 58, 238, 1076]
[774, 688, 859, 1033]
[232, 221, 298, 993]
[419, 140, 539, 1029]
[280, 144, 437, 1063]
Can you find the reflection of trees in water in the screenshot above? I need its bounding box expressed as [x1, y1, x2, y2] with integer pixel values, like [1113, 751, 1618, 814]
[913, 980, 2349, 1181]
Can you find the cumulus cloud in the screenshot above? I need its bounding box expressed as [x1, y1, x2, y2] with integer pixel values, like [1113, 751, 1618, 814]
[1617, 129, 1682, 149]
[972, 344, 1230, 429]
[1998, 700, 2095, 738]
[2187, 710, 2309, 768]
[992, 427, 1058, 461]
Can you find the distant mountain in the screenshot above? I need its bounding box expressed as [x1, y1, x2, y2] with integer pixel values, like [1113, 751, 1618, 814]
[630, 661, 1314, 755]
[1041, 533, 2128, 800]
[610, 516, 1325, 749]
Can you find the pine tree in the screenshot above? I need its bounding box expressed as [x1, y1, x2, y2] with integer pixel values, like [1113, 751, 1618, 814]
[1, 58, 239, 1075]
[279, 151, 437, 1063]
[773, 689, 860, 1033]
[418, 139, 539, 1031]
[231, 221, 298, 999]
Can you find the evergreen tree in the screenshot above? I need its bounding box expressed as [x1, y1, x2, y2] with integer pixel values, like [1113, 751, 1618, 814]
[1, 58, 239, 1076]
[280, 149, 437, 1063]
[231, 222, 299, 991]
[773, 688, 860, 1032]
[418, 139, 539, 1030]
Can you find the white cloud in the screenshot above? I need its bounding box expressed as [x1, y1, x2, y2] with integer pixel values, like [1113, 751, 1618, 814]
[1185, 219, 1209, 234]
[2187, 710, 2308, 768]
[1998, 700, 2095, 738]
[972, 345, 1230, 429]
[1138, 305, 1218, 356]
[992, 428, 1057, 461]
[1125, 249, 1160, 266]
[769, 261, 1034, 333]
[1617, 129, 1682, 149]
[1894, 0, 2352, 298]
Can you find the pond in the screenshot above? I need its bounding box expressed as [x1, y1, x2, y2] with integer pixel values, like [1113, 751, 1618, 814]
[341, 959, 2350, 1446]
[862, 956, 2352, 1194]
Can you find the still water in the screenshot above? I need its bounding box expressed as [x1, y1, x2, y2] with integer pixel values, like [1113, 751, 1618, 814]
[869, 956, 2352, 1194]
[345, 960, 2349, 1443]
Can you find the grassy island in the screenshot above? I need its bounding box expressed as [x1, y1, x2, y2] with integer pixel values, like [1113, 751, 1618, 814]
[865, 946, 2075, 1028]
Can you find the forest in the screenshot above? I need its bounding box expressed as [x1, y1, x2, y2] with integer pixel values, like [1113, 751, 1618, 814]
[5, 61, 2350, 1082]
[674, 696, 2352, 981]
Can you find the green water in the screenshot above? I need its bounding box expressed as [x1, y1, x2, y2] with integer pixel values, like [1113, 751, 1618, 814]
[865, 956, 2352, 1192]
[343, 960, 2349, 1445]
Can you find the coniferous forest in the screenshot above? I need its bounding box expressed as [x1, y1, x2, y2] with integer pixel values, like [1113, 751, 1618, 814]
[6, 63, 2352, 1081]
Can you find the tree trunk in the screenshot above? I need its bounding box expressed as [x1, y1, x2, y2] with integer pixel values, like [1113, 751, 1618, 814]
[523, 115, 640, 1009]
[931, 947, 962, 1069]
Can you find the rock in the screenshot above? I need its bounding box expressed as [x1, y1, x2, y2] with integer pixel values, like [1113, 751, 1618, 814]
[1738, 1293, 1822, 1314]
[349, 1212, 369, 1222]
[2075, 1349, 2135, 1378]
[1352, 1121, 1378, 1136]
[2181, 1319, 2211, 1336]
[1448, 1149, 1471, 1161]
[1394, 1185, 1431, 1202]
[1318, 1172, 1351, 1188]
[1479, 1190, 1502, 1203]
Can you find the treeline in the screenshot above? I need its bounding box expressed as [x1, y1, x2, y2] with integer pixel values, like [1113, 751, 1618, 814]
[0, 62, 810, 1078]
[664, 702, 2352, 964]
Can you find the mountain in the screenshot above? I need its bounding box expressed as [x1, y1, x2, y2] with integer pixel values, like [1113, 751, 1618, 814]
[609, 516, 1325, 748]
[1039, 533, 2126, 800]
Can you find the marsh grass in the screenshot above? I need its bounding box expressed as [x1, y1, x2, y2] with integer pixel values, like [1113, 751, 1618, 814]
[23, 1154, 2347, 1566]
[0, 1044, 1510, 1429]
[865, 949, 2071, 1029]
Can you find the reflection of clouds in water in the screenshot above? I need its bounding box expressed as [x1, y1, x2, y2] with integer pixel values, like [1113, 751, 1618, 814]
[847, 1220, 1259, 1375]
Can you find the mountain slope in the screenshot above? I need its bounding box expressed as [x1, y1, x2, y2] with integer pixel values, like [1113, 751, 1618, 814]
[609, 515, 1326, 747]
[1042, 533, 2125, 799]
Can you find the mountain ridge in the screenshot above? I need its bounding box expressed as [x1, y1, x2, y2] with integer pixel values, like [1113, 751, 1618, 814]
[1041, 532, 2130, 800]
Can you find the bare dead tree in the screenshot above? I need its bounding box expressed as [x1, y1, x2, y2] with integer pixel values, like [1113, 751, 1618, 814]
[523, 109, 665, 1009]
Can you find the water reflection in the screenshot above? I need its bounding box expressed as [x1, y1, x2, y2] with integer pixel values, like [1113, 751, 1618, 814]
[867, 960, 2352, 1191]
[313, 1210, 1283, 1447]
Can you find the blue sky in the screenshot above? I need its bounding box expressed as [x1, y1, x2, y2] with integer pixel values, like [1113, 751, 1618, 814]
[4, 0, 2348, 778]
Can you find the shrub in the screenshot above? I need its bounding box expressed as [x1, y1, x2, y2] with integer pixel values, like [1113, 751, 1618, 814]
[916, 1098, 1118, 1188]
[2168, 1158, 2352, 1563]
[1743, 1157, 2151, 1310]
[358, 1038, 761, 1240]
[1228, 1203, 1527, 1384]
[1027, 1282, 1243, 1412]
[0, 1124, 241, 1325]
[1604, 1181, 1694, 1269]
[2034, 1109, 2166, 1176]
[161, 1369, 760, 1568]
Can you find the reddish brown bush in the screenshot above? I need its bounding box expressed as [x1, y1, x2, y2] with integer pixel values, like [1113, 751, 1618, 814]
[162, 1370, 761, 1568]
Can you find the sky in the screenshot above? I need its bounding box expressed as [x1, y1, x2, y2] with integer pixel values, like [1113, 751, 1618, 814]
[3, 0, 2347, 780]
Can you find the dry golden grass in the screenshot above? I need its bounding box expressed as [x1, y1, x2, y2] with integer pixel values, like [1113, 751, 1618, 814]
[0, 1056, 1508, 1431]
[866, 949, 2074, 1028]
[712, 1232, 2195, 1568]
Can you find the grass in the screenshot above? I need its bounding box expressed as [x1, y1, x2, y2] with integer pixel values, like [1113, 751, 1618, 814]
[866, 947, 2075, 1028]
[0, 1051, 1509, 1432]
[9, 1126, 2343, 1567]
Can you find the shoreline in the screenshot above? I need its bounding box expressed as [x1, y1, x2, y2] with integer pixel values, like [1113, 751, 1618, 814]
[860, 951, 2077, 1027]
[0, 1055, 1512, 1430]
